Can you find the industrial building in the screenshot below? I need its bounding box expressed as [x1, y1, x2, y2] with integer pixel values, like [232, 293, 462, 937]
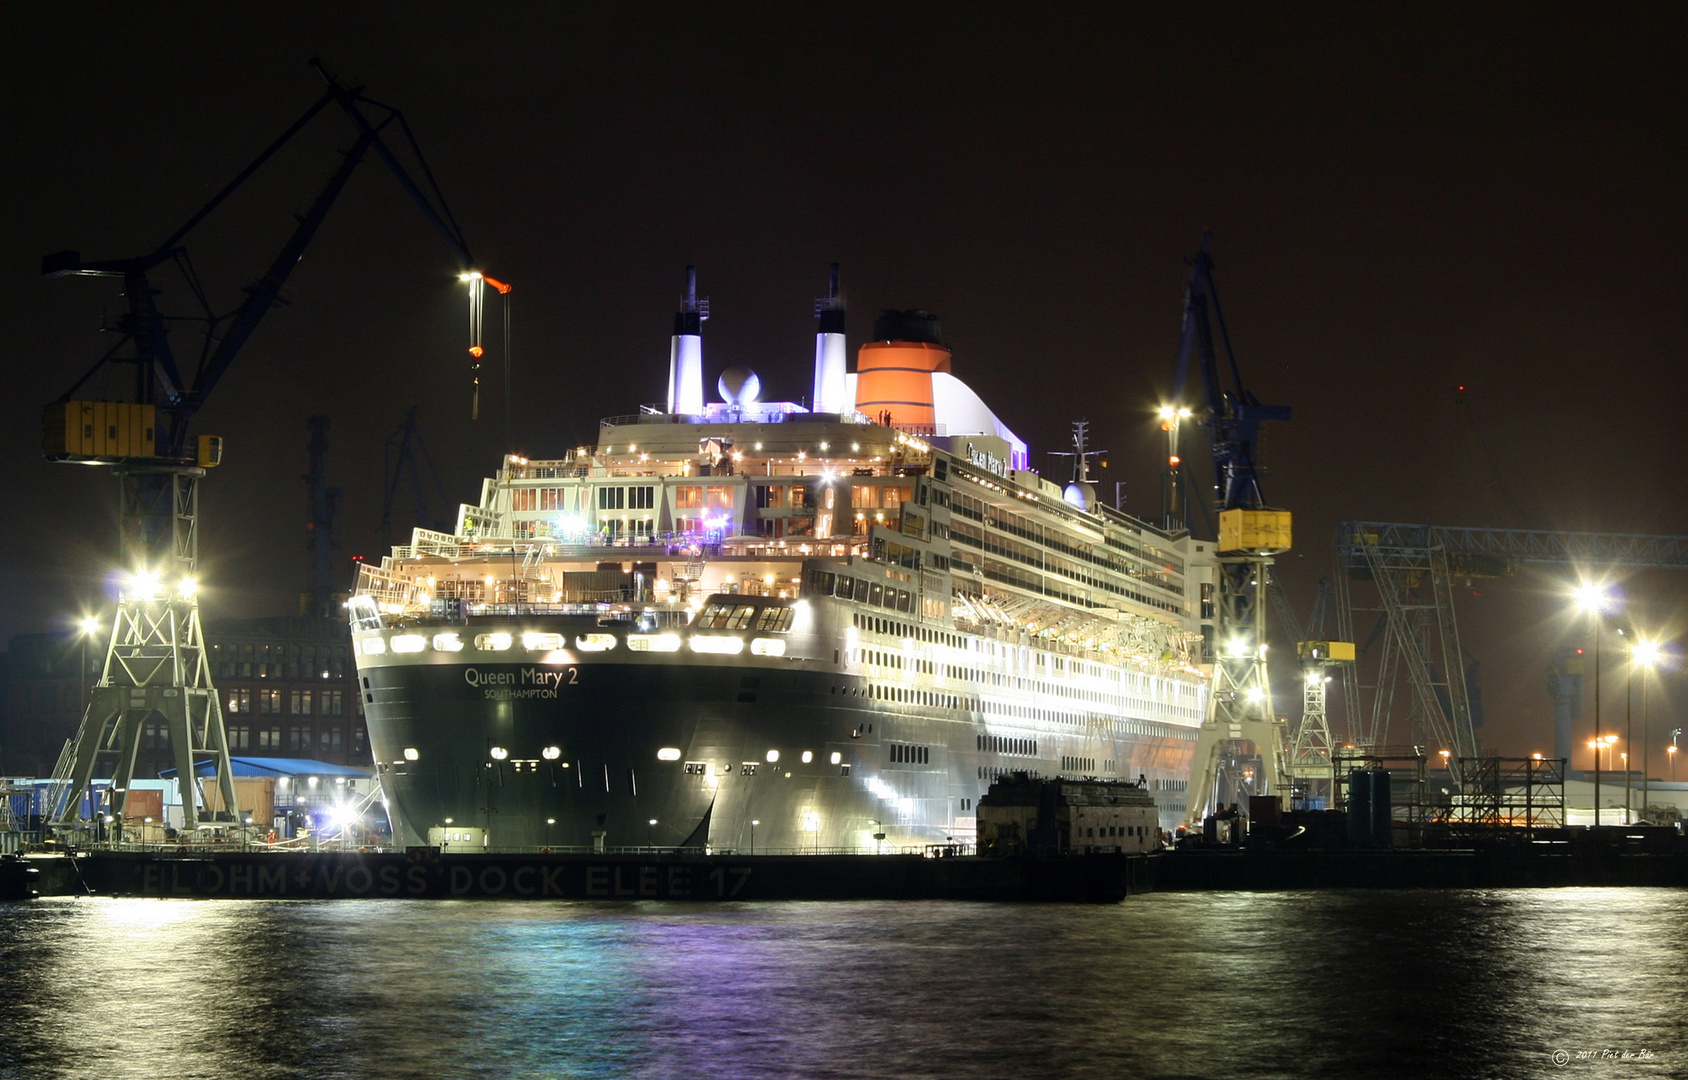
[0, 615, 366, 780]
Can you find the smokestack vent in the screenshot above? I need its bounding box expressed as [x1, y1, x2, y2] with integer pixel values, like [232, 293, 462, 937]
[872, 309, 943, 345]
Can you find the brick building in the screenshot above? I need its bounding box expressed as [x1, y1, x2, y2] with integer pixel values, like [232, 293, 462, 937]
[0, 615, 366, 780]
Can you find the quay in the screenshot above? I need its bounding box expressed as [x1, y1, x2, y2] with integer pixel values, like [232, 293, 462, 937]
[18, 848, 1144, 903]
[14, 833, 1688, 905]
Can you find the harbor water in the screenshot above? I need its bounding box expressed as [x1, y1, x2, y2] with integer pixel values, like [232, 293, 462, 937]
[2, 889, 1685, 1079]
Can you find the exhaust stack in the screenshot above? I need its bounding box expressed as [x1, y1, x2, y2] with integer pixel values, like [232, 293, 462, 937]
[667, 266, 707, 415]
[811, 263, 847, 414]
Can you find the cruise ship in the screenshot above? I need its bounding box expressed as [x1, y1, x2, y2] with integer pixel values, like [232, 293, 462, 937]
[349, 268, 1217, 852]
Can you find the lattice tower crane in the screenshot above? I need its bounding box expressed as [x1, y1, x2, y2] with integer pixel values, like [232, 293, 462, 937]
[1168, 236, 1295, 824]
[41, 59, 488, 837]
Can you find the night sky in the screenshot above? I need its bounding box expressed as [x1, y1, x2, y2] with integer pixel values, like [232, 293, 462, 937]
[5, 3, 1684, 766]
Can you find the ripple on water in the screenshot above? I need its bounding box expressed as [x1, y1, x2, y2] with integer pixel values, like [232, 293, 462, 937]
[2, 889, 1686, 1080]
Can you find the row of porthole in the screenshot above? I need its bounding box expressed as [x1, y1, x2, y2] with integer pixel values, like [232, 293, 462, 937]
[364, 632, 787, 658]
[367, 632, 615, 656]
[667, 748, 844, 769]
[395, 745, 566, 764]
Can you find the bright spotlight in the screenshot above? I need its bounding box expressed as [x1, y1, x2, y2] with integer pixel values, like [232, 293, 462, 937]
[130, 570, 161, 600]
[177, 577, 199, 599]
[78, 616, 101, 635]
[1633, 640, 1662, 668]
[1574, 583, 1609, 613]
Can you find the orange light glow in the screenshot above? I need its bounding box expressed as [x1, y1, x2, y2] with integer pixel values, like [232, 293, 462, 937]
[469, 346, 485, 358]
[484, 276, 512, 295]
[1169, 455, 1181, 466]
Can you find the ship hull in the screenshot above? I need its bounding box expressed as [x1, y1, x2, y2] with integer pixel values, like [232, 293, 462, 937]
[360, 649, 1197, 851]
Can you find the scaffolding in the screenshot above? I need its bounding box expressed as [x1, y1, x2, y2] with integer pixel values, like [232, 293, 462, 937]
[1448, 756, 1566, 838]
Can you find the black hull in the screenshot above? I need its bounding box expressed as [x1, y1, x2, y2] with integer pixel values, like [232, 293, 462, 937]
[361, 654, 1194, 850]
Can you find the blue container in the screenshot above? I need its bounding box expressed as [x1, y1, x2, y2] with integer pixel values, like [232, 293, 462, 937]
[1346, 770, 1372, 847]
[1371, 769, 1393, 848]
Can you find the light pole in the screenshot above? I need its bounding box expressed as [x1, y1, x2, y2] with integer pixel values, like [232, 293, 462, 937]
[750, 819, 759, 855]
[1633, 640, 1660, 821]
[1621, 752, 1630, 824]
[1587, 735, 1616, 820]
[1575, 584, 1612, 827]
[76, 615, 101, 717]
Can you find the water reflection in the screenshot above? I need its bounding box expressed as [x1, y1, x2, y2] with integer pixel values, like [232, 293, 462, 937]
[1, 890, 1685, 1079]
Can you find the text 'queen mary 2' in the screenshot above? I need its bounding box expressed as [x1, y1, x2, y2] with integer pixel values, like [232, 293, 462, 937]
[349, 269, 1218, 852]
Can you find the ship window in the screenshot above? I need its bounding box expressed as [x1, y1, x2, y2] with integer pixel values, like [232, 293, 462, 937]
[740, 762, 758, 776]
[475, 632, 513, 651]
[576, 634, 617, 652]
[628, 633, 682, 652]
[521, 632, 564, 651]
[725, 605, 757, 630]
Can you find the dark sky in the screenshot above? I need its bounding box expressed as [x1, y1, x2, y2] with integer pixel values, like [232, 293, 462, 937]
[5, 3, 1684, 766]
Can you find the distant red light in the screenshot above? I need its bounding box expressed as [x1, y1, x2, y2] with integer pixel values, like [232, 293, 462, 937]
[1576, 648, 1585, 655]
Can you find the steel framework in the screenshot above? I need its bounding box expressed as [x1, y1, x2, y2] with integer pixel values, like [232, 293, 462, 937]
[51, 588, 238, 835]
[1447, 756, 1566, 838]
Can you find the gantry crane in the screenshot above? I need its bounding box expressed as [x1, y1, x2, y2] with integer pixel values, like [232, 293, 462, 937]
[1167, 236, 1295, 824]
[1335, 522, 1688, 780]
[42, 59, 486, 837]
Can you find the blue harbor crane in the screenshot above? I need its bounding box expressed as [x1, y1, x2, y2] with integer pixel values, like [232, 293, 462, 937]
[40, 59, 487, 837]
[1165, 236, 1295, 824]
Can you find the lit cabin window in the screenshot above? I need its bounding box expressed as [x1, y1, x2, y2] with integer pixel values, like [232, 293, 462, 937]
[432, 632, 465, 652]
[801, 751, 814, 763]
[750, 637, 787, 657]
[754, 607, 797, 632]
[690, 635, 744, 655]
[656, 747, 682, 761]
[521, 632, 564, 651]
[390, 634, 428, 653]
[403, 747, 420, 761]
[360, 637, 386, 656]
[628, 634, 682, 652]
[830, 751, 843, 765]
[575, 634, 617, 652]
[766, 749, 780, 763]
[542, 746, 561, 760]
[475, 632, 513, 651]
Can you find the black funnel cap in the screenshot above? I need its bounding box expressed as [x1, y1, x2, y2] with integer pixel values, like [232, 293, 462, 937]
[872, 309, 942, 344]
